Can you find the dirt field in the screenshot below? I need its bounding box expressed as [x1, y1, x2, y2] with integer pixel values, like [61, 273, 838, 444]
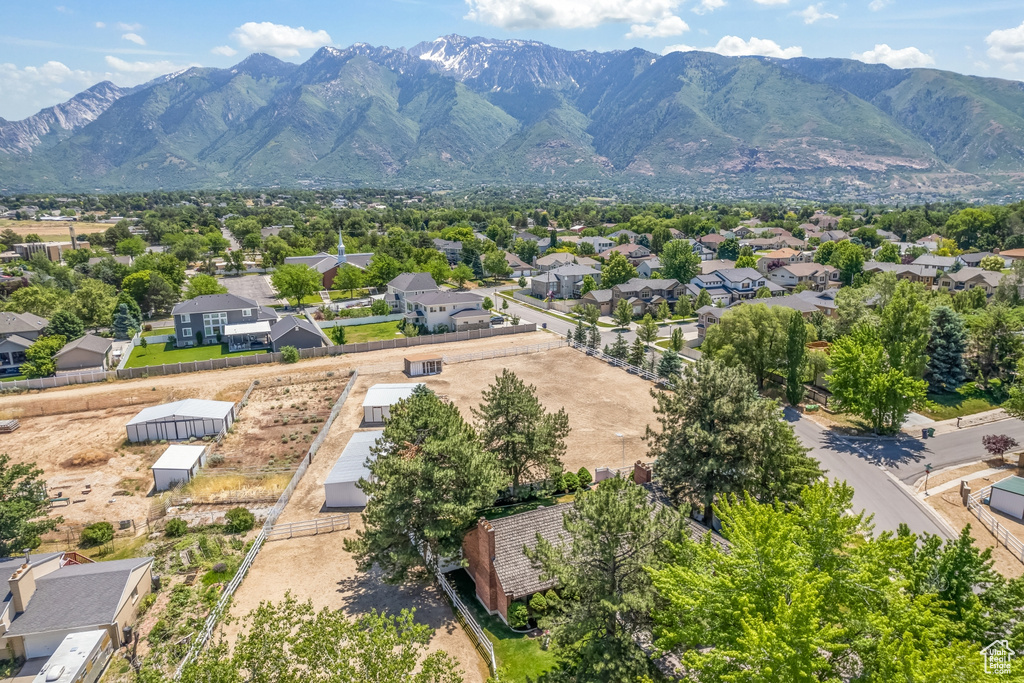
[0, 219, 77, 240]
[926, 466, 1024, 579]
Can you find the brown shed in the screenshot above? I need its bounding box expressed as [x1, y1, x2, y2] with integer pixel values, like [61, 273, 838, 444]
[404, 353, 442, 377]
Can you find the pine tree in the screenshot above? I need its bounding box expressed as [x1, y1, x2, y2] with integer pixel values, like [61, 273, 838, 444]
[926, 306, 967, 392]
[587, 324, 600, 349]
[608, 333, 629, 360]
[785, 309, 808, 406]
[111, 303, 136, 339]
[628, 337, 646, 367]
[695, 288, 712, 309]
[658, 349, 683, 378]
[669, 327, 684, 352]
[573, 318, 587, 345]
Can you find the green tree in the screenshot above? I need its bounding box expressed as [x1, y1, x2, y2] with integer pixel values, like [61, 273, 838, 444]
[370, 299, 391, 316]
[227, 249, 246, 275]
[785, 309, 807, 406]
[363, 253, 402, 289]
[628, 337, 646, 367]
[21, 334, 65, 378]
[636, 314, 660, 369]
[449, 263, 474, 289]
[482, 251, 512, 280]
[331, 264, 364, 298]
[717, 237, 740, 261]
[3, 286, 62, 317]
[178, 595, 463, 683]
[669, 327, 684, 352]
[735, 254, 757, 269]
[968, 304, 1023, 389]
[115, 235, 147, 257]
[702, 303, 789, 389]
[829, 240, 866, 286]
[694, 288, 712, 309]
[473, 369, 570, 489]
[878, 279, 931, 377]
[979, 255, 1005, 271]
[608, 333, 629, 360]
[80, 521, 114, 547]
[111, 302, 138, 339]
[877, 241, 901, 263]
[279, 345, 299, 363]
[327, 325, 346, 345]
[829, 326, 928, 434]
[660, 240, 700, 282]
[656, 299, 671, 320]
[260, 235, 292, 267]
[613, 298, 634, 328]
[646, 358, 820, 521]
[45, 310, 84, 340]
[674, 295, 692, 318]
[754, 285, 772, 298]
[658, 349, 683, 378]
[121, 270, 153, 307]
[182, 274, 228, 300]
[580, 274, 597, 296]
[345, 388, 502, 582]
[573, 303, 600, 326]
[271, 264, 322, 306]
[526, 477, 682, 683]
[601, 252, 637, 289]
[225, 507, 255, 533]
[945, 207, 995, 249]
[926, 306, 967, 392]
[0, 454, 61, 556]
[69, 279, 117, 330]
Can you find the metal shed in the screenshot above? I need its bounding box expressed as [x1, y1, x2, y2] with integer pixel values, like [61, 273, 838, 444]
[990, 476, 1024, 520]
[150, 444, 208, 491]
[362, 383, 423, 424]
[324, 430, 383, 507]
[125, 399, 235, 443]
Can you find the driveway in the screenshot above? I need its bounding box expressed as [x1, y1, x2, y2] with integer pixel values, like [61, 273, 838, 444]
[221, 274, 280, 307]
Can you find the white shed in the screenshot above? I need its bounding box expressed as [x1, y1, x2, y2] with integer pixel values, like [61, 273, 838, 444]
[990, 476, 1024, 520]
[150, 444, 208, 491]
[324, 430, 383, 507]
[125, 399, 236, 443]
[362, 383, 423, 424]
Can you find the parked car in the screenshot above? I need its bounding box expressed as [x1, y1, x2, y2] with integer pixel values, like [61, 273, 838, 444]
[490, 315, 504, 325]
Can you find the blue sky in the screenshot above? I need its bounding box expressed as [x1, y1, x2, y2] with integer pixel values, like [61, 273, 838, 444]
[1, 0, 1022, 119]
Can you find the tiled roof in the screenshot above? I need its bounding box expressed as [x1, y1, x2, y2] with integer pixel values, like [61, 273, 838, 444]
[942, 267, 1002, 286]
[269, 316, 322, 342]
[0, 311, 47, 337]
[406, 291, 483, 306]
[55, 333, 112, 357]
[172, 293, 261, 315]
[387, 272, 439, 292]
[490, 504, 569, 599]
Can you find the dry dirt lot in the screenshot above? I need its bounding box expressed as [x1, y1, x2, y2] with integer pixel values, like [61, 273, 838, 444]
[0, 219, 77, 240]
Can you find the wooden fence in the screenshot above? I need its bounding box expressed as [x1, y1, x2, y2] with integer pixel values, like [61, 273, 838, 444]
[266, 515, 350, 541]
[966, 486, 1024, 564]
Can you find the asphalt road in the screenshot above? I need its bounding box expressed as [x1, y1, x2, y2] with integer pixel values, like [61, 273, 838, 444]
[785, 408, 952, 538]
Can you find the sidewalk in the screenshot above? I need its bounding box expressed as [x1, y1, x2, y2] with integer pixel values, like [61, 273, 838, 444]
[902, 408, 1012, 436]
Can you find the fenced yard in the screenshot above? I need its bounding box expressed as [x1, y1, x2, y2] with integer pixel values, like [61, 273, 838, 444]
[966, 486, 1024, 564]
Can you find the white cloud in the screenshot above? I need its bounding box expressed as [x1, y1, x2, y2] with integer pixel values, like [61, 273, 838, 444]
[868, 0, 889, 10]
[662, 36, 802, 58]
[751, 0, 789, 5]
[798, 3, 837, 24]
[104, 55, 198, 82]
[94, 21, 105, 28]
[122, 33, 146, 46]
[0, 60, 98, 119]
[230, 21, 332, 58]
[464, 0, 684, 30]
[627, 15, 688, 38]
[986, 21, 1024, 64]
[116, 22, 142, 31]
[692, 0, 725, 14]
[853, 44, 934, 68]
[211, 45, 238, 57]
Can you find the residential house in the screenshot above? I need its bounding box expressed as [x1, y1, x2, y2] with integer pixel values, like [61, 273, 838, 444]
[580, 235, 614, 253]
[810, 212, 840, 229]
[171, 294, 278, 348]
[385, 272, 440, 312]
[534, 253, 598, 272]
[598, 243, 652, 265]
[756, 248, 813, 274]
[700, 259, 736, 275]
[610, 278, 682, 316]
[690, 268, 771, 302]
[998, 248, 1024, 263]
[87, 255, 134, 267]
[916, 233, 945, 251]
[636, 257, 662, 278]
[698, 233, 726, 251]
[404, 291, 490, 332]
[500, 252, 534, 277]
[740, 236, 806, 251]
[912, 253, 957, 270]
[607, 229, 638, 243]
[692, 242, 716, 261]
[0, 552, 154, 660]
[530, 264, 601, 299]
[862, 261, 938, 286]
[432, 238, 463, 263]
[695, 292, 828, 340]
[54, 334, 113, 372]
[580, 289, 614, 315]
[936, 267, 1003, 297]
[957, 252, 1009, 269]
[765, 263, 840, 291]
[0, 311, 46, 375]
[270, 317, 328, 351]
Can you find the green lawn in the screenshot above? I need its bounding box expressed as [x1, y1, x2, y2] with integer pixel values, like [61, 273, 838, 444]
[918, 391, 1001, 421]
[448, 569, 557, 683]
[342, 321, 406, 344]
[329, 288, 370, 300]
[0, 373, 25, 382]
[142, 327, 174, 337]
[481, 493, 576, 521]
[124, 342, 267, 368]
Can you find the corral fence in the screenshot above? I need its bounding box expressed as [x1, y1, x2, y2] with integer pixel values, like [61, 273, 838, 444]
[436, 570, 497, 676]
[174, 368, 359, 679]
[0, 325, 537, 392]
[965, 486, 1024, 564]
[443, 339, 567, 364]
[266, 514, 350, 541]
[565, 338, 671, 385]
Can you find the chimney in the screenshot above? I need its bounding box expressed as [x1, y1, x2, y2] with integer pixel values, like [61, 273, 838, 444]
[68, 225, 77, 249]
[9, 562, 38, 614]
[633, 460, 652, 486]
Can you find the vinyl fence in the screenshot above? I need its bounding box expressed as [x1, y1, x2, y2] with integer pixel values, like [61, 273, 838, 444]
[442, 339, 567, 364]
[174, 369, 359, 678]
[0, 324, 538, 391]
[565, 337, 671, 385]
[436, 570, 497, 676]
[966, 486, 1024, 564]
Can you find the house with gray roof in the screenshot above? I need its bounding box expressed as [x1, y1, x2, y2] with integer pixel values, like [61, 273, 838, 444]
[171, 294, 278, 348]
[936, 267, 1004, 297]
[863, 261, 938, 286]
[54, 334, 113, 372]
[404, 290, 489, 333]
[534, 253, 597, 272]
[690, 268, 769, 303]
[956, 251, 1009, 269]
[912, 253, 957, 270]
[432, 238, 463, 263]
[530, 264, 601, 299]
[0, 311, 47, 376]
[611, 278, 683, 315]
[385, 272, 440, 312]
[270, 316, 328, 351]
[0, 552, 153, 660]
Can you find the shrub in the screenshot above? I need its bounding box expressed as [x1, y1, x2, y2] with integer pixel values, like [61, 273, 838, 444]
[280, 346, 299, 364]
[529, 592, 548, 614]
[508, 601, 529, 629]
[577, 467, 593, 489]
[208, 453, 225, 466]
[165, 518, 189, 538]
[225, 507, 255, 533]
[544, 589, 562, 610]
[138, 593, 157, 615]
[80, 521, 114, 547]
[212, 562, 227, 573]
[561, 472, 580, 493]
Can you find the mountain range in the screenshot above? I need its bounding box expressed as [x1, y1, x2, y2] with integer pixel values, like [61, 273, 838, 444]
[2, 34, 1024, 199]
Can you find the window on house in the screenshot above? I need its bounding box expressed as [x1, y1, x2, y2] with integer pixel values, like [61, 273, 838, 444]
[203, 312, 228, 338]
[131, 586, 139, 604]
[242, 309, 252, 317]
[180, 314, 190, 324]
[182, 328, 192, 337]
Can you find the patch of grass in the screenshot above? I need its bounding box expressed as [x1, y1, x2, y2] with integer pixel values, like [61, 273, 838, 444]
[142, 327, 175, 337]
[0, 373, 25, 382]
[329, 288, 370, 300]
[482, 494, 576, 521]
[919, 392, 1001, 421]
[124, 342, 266, 368]
[80, 531, 151, 561]
[447, 569, 557, 683]
[342, 321, 406, 343]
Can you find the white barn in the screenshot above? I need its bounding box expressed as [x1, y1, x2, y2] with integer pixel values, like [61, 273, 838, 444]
[990, 476, 1024, 520]
[150, 444, 208, 491]
[362, 383, 423, 424]
[125, 399, 236, 443]
[324, 430, 383, 507]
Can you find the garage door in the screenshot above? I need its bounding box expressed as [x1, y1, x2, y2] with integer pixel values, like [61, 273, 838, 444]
[24, 630, 74, 659]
